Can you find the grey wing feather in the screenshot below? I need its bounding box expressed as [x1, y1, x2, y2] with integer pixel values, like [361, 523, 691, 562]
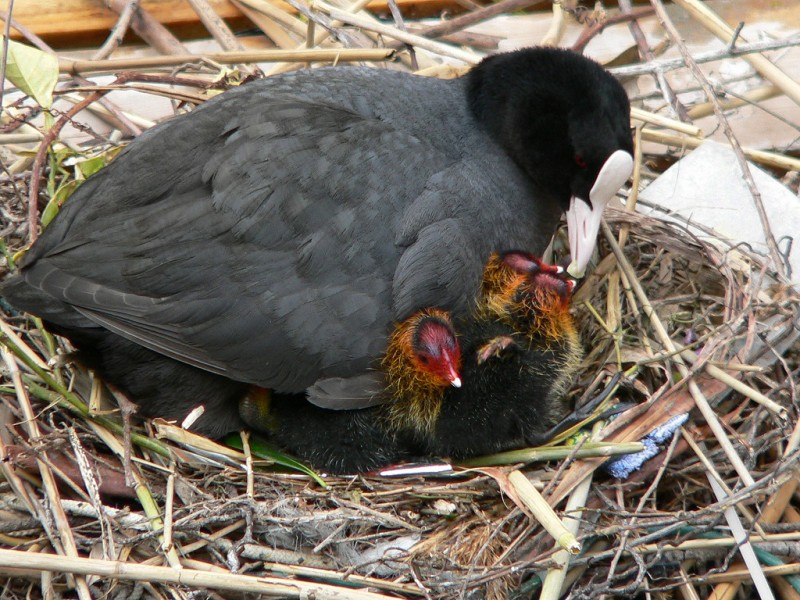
[306, 373, 388, 409]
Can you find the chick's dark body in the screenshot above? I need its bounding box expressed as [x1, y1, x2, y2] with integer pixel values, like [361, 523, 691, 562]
[264, 315, 579, 474]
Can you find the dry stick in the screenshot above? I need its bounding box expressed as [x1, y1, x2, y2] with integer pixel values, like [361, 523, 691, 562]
[59, 48, 394, 75]
[630, 107, 701, 136]
[600, 221, 757, 488]
[261, 0, 376, 78]
[671, 0, 800, 107]
[103, 0, 187, 55]
[571, 8, 656, 54]
[711, 402, 800, 599]
[234, 0, 307, 37]
[679, 350, 786, 418]
[1, 347, 93, 600]
[540, 1, 565, 47]
[93, 0, 140, 61]
[0, 10, 142, 138]
[313, 0, 480, 64]
[618, 0, 687, 120]
[387, 0, 545, 49]
[687, 85, 781, 119]
[314, 0, 428, 71]
[186, 0, 245, 52]
[394, 1, 422, 69]
[0, 548, 400, 600]
[540, 470, 592, 599]
[609, 35, 800, 78]
[706, 475, 774, 600]
[680, 433, 763, 529]
[27, 89, 105, 242]
[209, 538, 423, 597]
[640, 128, 800, 172]
[63, 79, 144, 136]
[0, 0, 13, 111]
[540, 420, 607, 600]
[0, 7, 51, 52]
[507, 470, 581, 554]
[649, 0, 787, 283]
[67, 428, 116, 560]
[231, 0, 299, 48]
[282, 0, 373, 54]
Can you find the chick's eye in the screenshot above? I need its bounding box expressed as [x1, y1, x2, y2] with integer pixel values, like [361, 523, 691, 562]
[419, 355, 430, 365]
[574, 154, 586, 168]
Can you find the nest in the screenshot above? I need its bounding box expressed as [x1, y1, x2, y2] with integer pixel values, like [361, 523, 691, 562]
[1, 0, 799, 598]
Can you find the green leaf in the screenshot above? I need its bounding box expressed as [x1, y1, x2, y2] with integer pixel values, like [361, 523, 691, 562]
[1, 36, 59, 108]
[41, 179, 80, 228]
[226, 434, 329, 488]
[76, 154, 108, 179]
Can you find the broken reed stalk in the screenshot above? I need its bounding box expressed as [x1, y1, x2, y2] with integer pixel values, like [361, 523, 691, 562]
[640, 129, 800, 172]
[312, 0, 480, 64]
[58, 48, 396, 74]
[459, 441, 645, 466]
[0, 548, 400, 599]
[607, 35, 800, 78]
[507, 470, 581, 554]
[630, 107, 701, 136]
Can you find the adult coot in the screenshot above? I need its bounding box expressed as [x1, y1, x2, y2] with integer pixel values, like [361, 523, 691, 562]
[2, 47, 632, 435]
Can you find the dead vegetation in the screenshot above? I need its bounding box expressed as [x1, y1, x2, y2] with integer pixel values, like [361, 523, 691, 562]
[1, 0, 799, 598]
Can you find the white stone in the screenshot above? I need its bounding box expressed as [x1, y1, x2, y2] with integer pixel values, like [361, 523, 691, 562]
[638, 140, 800, 285]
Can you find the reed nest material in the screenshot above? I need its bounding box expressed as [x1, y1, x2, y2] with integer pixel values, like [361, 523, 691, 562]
[1, 0, 799, 598]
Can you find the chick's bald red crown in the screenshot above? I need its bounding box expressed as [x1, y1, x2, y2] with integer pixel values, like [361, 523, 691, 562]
[410, 312, 463, 389]
[495, 250, 576, 307]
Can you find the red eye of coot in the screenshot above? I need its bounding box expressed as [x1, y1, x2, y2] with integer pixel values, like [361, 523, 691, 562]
[574, 154, 587, 168]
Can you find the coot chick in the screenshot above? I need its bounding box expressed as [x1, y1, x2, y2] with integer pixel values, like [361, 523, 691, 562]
[249, 252, 582, 474]
[2, 47, 632, 413]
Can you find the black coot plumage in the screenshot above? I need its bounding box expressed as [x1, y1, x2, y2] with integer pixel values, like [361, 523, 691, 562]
[2, 47, 632, 435]
[243, 251, 582, 474]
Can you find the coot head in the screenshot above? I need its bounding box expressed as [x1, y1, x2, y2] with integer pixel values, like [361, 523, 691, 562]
[467, 47, 634, 277]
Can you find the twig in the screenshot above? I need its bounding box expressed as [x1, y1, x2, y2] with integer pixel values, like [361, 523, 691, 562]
[93, 0, 140, 61]
[2, 347, 93, 599]
[313, 0, 481, 64]
[650, 0, 787, 281]
[640, 128, 800, 172]
[27, 89, 105, 242]
[618, 0, 687, 120]
[571, 8, 656, 55]
[630, 107, 701, 136]
[728, 21, 745, 52]
[0, 0, 13, 111]
[608, 36, 800, 77]
[59, 48, 395, 75]
[103, 0, 187, 55]
[0, 548, 401, 599]
[672, 0, 800, 107]
[186, 0, 245, 52]
[388, 0, 544, 49]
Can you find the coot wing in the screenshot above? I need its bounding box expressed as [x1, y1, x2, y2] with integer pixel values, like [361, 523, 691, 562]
[15, 94, 482, 395]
